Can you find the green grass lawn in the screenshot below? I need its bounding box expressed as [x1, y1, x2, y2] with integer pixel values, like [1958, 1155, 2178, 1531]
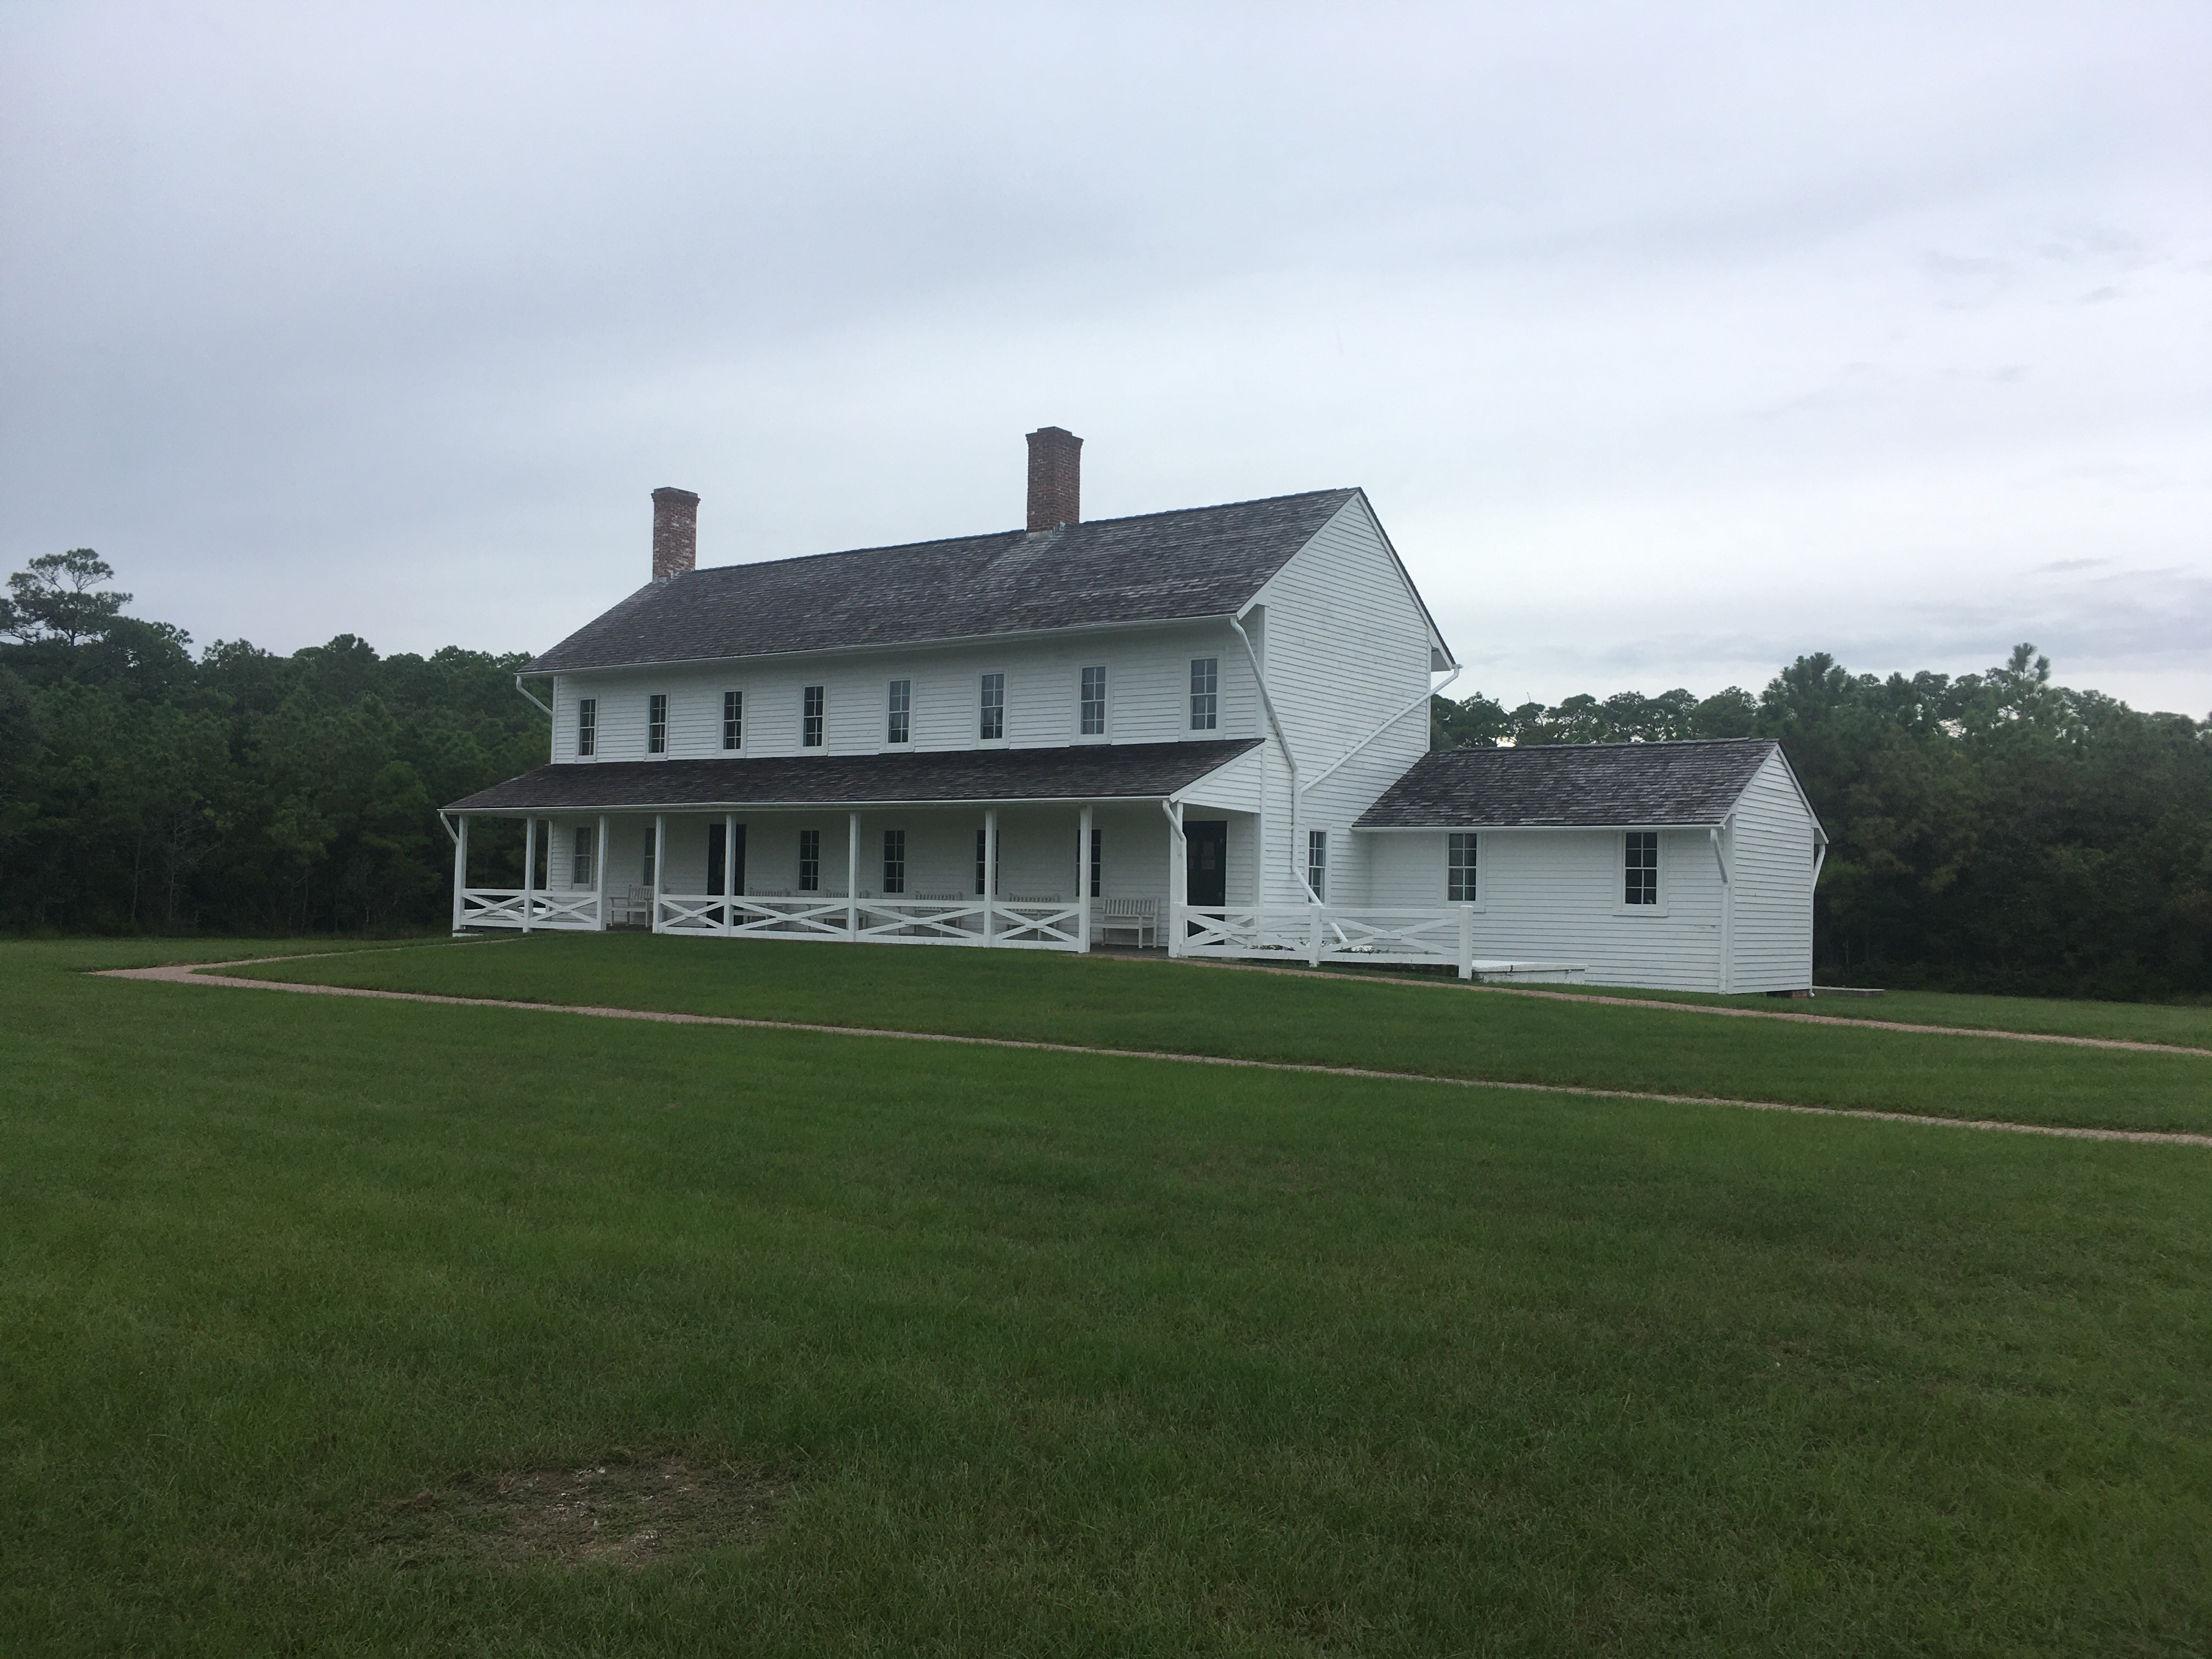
[7, 938, 2209, 1657]
[229, 933, 2212, 1136]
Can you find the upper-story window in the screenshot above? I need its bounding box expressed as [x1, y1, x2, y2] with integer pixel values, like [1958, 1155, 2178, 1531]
[577, 697, 596, 757]
[647, 693, 668, 754]
[1080, 665, 1106, 736]
[1624, 831, 1659, 905]
[722, 690, 742, 750]
[1306, 829, 1328, 901]
[1190, 658, 1218, 730]
[979, 673, 1005, 741]
[887, 679, 911, 745]
[1448, 832, 1478, 902]
[802, 685, 825, 748]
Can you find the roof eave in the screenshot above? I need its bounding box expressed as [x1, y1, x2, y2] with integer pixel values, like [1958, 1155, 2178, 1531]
[527, 611, 1245, 678]
[1353, 819, 1730, 832]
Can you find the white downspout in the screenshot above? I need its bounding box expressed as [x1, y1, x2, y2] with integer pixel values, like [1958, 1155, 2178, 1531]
[1227, 616, 1321, 905]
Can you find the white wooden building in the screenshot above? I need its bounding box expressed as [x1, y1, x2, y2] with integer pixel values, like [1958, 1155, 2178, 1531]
[447, 426, 1824, 990]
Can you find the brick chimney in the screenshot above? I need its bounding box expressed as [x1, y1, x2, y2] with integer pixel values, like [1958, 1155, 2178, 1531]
[651, 487, 698, 582]
[1025, 426, 1081, 531]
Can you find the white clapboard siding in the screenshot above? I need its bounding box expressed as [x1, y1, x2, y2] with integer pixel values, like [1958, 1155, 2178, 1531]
[1363, 827, 1726, 990]
[548, 622, 1256, 764]
[1241, 494, 1437, 904]
[1722, 751, 1819, 991]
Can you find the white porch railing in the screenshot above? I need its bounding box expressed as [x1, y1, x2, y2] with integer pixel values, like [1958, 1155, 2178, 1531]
[1175, 905, 1585, 981]
[459, 882, 1579, 979]
[659, 894, 854, 939]
[458, 888, 603, 931]
[653, 894, 1088, 950]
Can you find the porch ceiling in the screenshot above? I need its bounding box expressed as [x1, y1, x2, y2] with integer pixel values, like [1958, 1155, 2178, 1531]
[448, 738, 1263, 814]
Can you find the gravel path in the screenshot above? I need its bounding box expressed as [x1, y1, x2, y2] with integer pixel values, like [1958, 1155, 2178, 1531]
[1173, 956, 2212, 1056]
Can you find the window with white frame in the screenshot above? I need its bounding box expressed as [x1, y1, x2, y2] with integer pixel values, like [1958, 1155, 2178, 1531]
[887, 679, 911, 744]
[572, 826, 594, 887]
[577, 697, 596, 757]
[641, 828, 656, 887]
[979, 672, 1005, 741]
[1189, 657, 1218, 730]
[802, 685, 825, 747]
[883, 828, 906, 894]
[647, 693, 668, 754]
[1448, 832, 1477, 902]
[1306, 829, 1327, 901]
[1080, 665, 1106, 735]
[1624, 831, 1659, 905]
[1089, 824, 1102, 898]
[798, 828, 820, 892]
[722, 690, 742, 750]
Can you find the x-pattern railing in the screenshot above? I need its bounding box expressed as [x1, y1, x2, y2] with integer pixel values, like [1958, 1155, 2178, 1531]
[657, 894, 853, 938]
[460, 888, 602, 931]
[652, 893, 1086, 950]
[1180, 905, 1480, 971]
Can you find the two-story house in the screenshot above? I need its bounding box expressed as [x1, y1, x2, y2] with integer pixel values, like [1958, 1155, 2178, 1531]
[448, 427, 1825, 991]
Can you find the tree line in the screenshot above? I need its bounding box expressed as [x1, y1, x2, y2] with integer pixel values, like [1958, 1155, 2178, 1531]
[3, 549, 2206, 998]
[0, 550, 544, 934]
[1433, 654, 2211, 1000]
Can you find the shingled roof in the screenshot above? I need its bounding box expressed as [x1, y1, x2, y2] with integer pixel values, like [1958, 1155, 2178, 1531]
[448, 739, 1263, 813]
[1355, 740, 1786, 829]
[526, 489, 1364, 673]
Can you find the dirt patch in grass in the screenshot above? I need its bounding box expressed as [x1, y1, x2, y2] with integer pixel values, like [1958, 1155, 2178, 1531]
[371, 1454, 795, 1569]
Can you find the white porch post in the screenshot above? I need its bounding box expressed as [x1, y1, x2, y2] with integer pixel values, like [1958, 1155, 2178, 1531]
[651, 813, 665, 932]
[1458, 903, 1475, 979]
[723, 811, 737, 935]
[1166, 798, 1185, 957]
[595, 814, 609, 930]
[1077, 803, 1093, 952]
[1307, 901, 1323, 967]
[983, 807, 999, 945]
[521, 816, 536, 934]
[451, 814, 469, 932]
[846, 811, 860, 940]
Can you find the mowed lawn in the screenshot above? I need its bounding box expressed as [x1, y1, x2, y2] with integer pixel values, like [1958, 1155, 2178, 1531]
[4, 940, 2208, 1657]
[236, 932, 2212, 1136]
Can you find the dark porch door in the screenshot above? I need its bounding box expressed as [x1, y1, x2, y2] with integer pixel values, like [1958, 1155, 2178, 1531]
[1185, 820, 1228, 907]
[706, 822, 746, 896]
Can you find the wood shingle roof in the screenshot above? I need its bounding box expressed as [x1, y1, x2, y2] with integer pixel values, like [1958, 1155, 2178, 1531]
[1355, 740, 1782, 829]
[524, 489, 1362, 673]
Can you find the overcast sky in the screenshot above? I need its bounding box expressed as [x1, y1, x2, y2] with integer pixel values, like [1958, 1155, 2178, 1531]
[4, 2, 2208, 714]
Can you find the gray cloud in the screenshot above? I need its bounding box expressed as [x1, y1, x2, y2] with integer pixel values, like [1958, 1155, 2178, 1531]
[2, 1, 2207, 719]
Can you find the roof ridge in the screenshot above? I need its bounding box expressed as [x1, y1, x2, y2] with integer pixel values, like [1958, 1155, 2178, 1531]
[1454, 736, 1773, 754]
[676, 487, 1361, 579]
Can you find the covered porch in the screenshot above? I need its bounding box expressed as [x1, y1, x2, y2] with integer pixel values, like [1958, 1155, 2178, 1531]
[453, 800, 1203, 952]
[444, 743, 1585, 979]
[443, 741, 1265, 956]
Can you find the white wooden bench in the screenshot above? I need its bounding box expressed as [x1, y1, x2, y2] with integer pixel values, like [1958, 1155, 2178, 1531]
[1096, 897, 1158, 949]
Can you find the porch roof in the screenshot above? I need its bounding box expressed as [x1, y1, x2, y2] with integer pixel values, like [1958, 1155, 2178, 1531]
[447, 738, 1265, 814]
